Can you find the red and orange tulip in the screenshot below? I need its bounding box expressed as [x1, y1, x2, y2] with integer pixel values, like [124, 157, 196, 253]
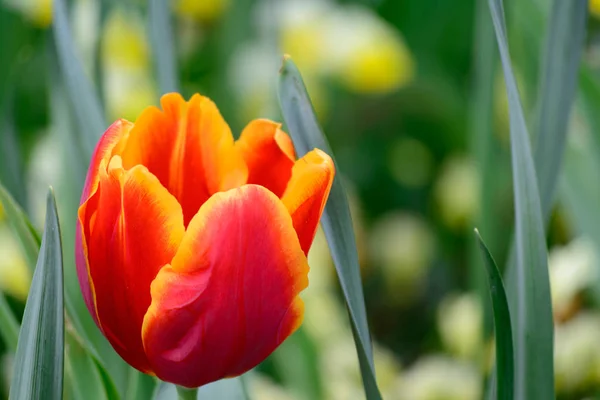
[75, 93, 334, 388]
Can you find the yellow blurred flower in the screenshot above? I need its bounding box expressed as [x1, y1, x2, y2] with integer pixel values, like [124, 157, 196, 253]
[102, 8, 156, 122]
[278, 1, 415, 94]
[590, 0, 600, 18]
[173, 0, 230, 23]
[3, 0, 52, 27]
[434, 156, 479, 230]
[437, 292, 483, 360]
[0, 226, 31, 301]
[369, 212, 434, 305]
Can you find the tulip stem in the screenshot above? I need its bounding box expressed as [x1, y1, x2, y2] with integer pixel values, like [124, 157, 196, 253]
[176, 386, 198, 400]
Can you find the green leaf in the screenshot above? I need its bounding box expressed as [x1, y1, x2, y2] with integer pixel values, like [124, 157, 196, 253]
[0, 182, 41, 272]
[125, 368, 157, 400]
[153, 378, 249, 400]
[9, 189, 64, 400]
[270, 327, 322, 400]
[487, 1, 554, 399]
[278, 56, 381, 400]
[0, 291, 19, 351]
[52, 0, 106, 159]
[64, 330, 119, 400]
[532, 0, 587, 220]
[148, 0, 179, 95]
[475, 229, 514, 400]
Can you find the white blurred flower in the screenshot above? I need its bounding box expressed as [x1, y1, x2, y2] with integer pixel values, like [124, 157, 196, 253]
[369, 212, 434, 304]
[437, 293, 483, 360]
[434, 157, 479, 230]
[554, 312, 600, 394]
[549, 237, 597, 319]
[395, 355, 482, 400]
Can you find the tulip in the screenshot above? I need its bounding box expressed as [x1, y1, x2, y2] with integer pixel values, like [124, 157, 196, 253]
[75, 93, 334, 388]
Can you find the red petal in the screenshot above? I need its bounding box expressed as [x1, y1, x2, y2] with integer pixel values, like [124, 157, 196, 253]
[76, 120, 133, 325]
[81, 158, 185, 373]
[236, 119, 295, 197]
[281, 149, 335, 255]
[142, 185, 308, 387]
[119, 93, 248, 226]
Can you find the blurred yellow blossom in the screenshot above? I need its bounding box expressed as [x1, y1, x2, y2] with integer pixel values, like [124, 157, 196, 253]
[102, 8, 156, 122]
[174, 0, 230, 23]
[437, 292, 483, 360]
[3, 0, 52, 27]
[434, 156, 479, 230]
[395, 355, 482, 400]
[0, 226, 31, 301]
[590, 0, 600, 18]
[369, 212, 435, 305]
[554, 312, 600, 394]
[549, 237, 597, 321]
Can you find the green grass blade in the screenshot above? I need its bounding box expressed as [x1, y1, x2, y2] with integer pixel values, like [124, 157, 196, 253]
[65, 330, 119, 400]
[125, 368, 157, 400]
[9, 189, 64, 400]
[487, 1, 554, 399]
[475, 229, 514, 400]
[278, 56, 381, 400]
[148, 0, 179, 95]
[0, 182, 41, 272]
[0, 292, 19, 351]
[532, 0, 587, 219]
[52, 0, 106, 158]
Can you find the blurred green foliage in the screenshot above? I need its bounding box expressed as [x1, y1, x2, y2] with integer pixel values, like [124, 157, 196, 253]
[1, 0, 600, 399]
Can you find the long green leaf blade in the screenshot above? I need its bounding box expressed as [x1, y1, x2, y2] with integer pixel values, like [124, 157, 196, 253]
[52, 0, 106, 158]
[475, 229, 514, 400]
[9, 189, 64, 400]
[487, 1, 554, 399]
[148, 0, 179, 95]
[278, 56, 381, 400]
[532, 0, 587, 221]
[0, 291, 19, 351]
[0, 182, 40, 272]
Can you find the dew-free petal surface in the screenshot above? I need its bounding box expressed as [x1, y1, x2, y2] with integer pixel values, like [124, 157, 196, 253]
[142, 185, 308, 388]
[81, 160, 185, 373]
[236, 119, 295, 198]
[120, 93, 248, 226]
[281, 149, 335, 254]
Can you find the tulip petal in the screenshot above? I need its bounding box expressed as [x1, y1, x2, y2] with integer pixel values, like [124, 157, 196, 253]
[281, 149, 335, 255]
[236, 119, 295, 197]
[76, 119, 133, 324]
[81, 159, 185, 373]
[119, 93, 248, 226]
[142, 185, 308, 388]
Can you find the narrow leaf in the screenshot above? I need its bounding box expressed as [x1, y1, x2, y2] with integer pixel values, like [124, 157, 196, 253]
[532, 0, 587, 220]
[64, 330, 118, 400]
[278, 56, 381, 399]
[475, 229, 514, 400]
[0, 182, 40, 272]
[125, 368, 157, 400]
[148, 0, 179, 95]
[52, 0, 106, 158]
[9, 189, 64, 400]
[487, 1, 554, 399]
[0, 291, 19, 351]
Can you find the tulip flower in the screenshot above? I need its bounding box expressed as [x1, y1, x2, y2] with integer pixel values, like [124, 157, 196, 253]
[75, 93, 334, 388]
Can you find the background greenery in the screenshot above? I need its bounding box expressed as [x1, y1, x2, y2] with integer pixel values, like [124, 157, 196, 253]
[0, 0, 599, 399]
